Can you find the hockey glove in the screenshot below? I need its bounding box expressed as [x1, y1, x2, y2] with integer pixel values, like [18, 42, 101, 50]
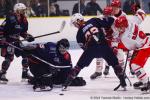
[26, 34, 35, 42]
[62, 66, 81, 90]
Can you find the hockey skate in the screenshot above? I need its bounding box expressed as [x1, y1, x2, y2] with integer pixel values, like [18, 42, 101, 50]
[0, 71, 8, 84]
[141, 81, 150, 93]
[21, 69, 33, 82]
[33, 84, 53, 92]
[90, 72, 102, 79]
[133, 81, 143, 89]
[103, 66, 110, 76]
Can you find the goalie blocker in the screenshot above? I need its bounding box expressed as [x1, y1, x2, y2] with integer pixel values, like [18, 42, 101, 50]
[20, 38, 86, 91]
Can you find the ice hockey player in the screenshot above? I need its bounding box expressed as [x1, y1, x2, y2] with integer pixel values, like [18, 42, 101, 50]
[90, 6, 114, 79]
[0, 3, 34, 83]
[91, 0, 127, 79]
[62, 13, 127, 90]
[104, 0, 126, 76]
[114, 16, 150, 92]
[21, 38, 86, 91]
[129, 3, 147, 89]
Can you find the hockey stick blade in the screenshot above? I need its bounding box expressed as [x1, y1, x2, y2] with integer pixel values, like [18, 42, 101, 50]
[21, 20, 66, 42]
[33, 20, 66, 39]
[59, 20, 66, 33]
[114, 84, 121, 91]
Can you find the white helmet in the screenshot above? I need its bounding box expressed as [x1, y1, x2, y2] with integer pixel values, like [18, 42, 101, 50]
[70, 13, 84, 26]
[14, 3, 26, 12]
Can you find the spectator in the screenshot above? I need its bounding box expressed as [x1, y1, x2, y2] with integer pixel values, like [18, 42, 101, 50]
[26, 1, 36, 17]
[49, 3, 57, 16]
[85, 0, 103, 15]
[123, 0, 132, 14]
[123, 0, 140, 14]
[72, 0, 86, 15]
[49, 0, 60, 16]
[149, 2, 150, 13]
[0, 0, 13, 17]
[31, 0, 47, 17]
[0, 0, 6, 17]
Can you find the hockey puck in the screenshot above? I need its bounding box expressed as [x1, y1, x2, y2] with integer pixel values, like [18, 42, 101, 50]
[59, 93, 64, 95]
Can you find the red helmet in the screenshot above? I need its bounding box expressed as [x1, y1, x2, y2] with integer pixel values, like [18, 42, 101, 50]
[111, 0, 121, 7]
[103, 6, 113, 15]
[131, 3, 141, 13]
[115, 16, 128, 28]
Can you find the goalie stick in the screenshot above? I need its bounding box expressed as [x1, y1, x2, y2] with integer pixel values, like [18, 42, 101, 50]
[3, 41, 70, 69]
[21, 20, 66, 42]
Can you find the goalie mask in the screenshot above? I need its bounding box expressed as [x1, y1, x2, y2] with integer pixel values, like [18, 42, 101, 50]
[57, 38, 70, 54]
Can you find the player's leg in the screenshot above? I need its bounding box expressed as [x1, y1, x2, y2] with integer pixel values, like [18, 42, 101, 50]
[90, 58, 103, 79]
[102, 44, 127, 89]
[29, 62, 53, 92]
[130, 49, 150, 91]
[21, 57, 33, 81]
[63, 46, 97, 88]
[0, 46, 14, 83]
[117, 49, 125, 68]
[103, 61, 110, 76]
[128, 51, 135, 76]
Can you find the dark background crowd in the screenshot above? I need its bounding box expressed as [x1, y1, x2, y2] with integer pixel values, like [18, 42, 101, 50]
[0, 0, 150, 18]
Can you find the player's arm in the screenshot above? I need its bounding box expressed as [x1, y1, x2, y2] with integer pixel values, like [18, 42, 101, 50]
[97, 17, 115, 28]
[22, 43, 45, 51]
[20, 19, 34, 42]
[134, 9, 146, 25]
[21, 32, 35, 42]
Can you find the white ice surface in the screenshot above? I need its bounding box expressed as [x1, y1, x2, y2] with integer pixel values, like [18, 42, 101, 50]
[0, 49, 150, 100]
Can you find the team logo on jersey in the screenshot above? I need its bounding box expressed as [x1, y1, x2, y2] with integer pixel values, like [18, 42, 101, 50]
[15, 25, 21, 29]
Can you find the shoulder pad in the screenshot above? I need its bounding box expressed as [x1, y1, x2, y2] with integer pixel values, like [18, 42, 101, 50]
[6, 14, 17, 24]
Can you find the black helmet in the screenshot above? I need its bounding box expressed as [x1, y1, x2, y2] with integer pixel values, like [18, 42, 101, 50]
[57, 38, 70, 49]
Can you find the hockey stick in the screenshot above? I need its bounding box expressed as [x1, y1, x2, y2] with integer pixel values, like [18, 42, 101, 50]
[3, 41, 71, 69]
[114, 51, 131, 91]
[21, 20, 66, 42]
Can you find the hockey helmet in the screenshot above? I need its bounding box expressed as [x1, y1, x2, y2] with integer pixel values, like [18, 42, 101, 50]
[115, 16, 128, 28]
[70, 13, 84, 28]
[14, 3, 27, 14]
[103, 6, 113, 16]
[131, 3, 141, 14]
[111, 0, 121, 7]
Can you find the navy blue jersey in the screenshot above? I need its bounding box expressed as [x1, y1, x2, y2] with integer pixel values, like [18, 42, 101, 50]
[2, 13, 28, 42]
[76, 17, 114, 49]
[29, 42, 72, 67]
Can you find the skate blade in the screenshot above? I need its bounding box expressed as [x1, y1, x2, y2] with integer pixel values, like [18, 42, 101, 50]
[122, 87, 127, 91]
[134, 86, 143, 89]
[62, 86, 68, 91]
[104, 75, 110, 78]
[0, 80, 8, 84]
[142, 90, 150, 94]
[90, 75, 102, 80]
[21, 79, 28, 82]
[34, 87, 52, 92]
